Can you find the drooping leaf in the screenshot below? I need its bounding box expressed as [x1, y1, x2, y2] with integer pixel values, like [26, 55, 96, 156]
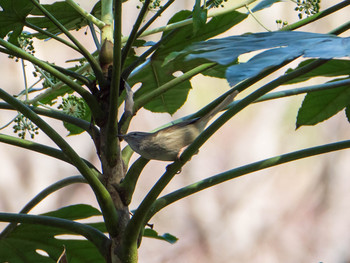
[143, 228, 178, 244]
[182, 31, 350, 86]
[296, 84, 350, 128]
[0, 204, 105, 263]
[285, 59, 350, 84]
[129, 10, 247, 114]
[0, 0, 34, 43]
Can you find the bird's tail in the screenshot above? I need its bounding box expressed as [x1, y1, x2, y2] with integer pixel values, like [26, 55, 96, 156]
[198, 90, 239, 130]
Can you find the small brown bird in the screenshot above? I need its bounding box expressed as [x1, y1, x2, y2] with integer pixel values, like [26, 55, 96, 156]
[120, 91, 238, 161]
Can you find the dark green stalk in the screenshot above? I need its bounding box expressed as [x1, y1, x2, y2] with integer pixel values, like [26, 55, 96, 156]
[118, 157, 149, 205]
[0, 133, 97, 170]
[24, 21, 80, 52]
[88, 21, 101, 51]
[29, 0, 105, 84]
[0, 176, 86, 239]
[281, 0, 350, 31]
[0, 213, 110, 258]
[105, 0, 123, 165]
[149, 140, 350, 218]
[0, 39, 103, 119]
[0, 88, 119, 237]
[121, 0, 151, 67]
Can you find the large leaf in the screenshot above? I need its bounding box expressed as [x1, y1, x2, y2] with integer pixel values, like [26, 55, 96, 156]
[285, 59, 350, 84]
[0, 0, 34, 43]
[296, 84, 350, 128]
[129, 10, 247, 114]
[0, 204, 105, 263]
[182, 31, 350, 86]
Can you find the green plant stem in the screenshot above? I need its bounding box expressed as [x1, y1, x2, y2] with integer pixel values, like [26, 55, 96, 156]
[101, 0, 114, 42]
[24, 21, 80, 52]
[0, 175, 86, 239]
[105, 0, 123, 165]
[0, 88, 119, 238]
[121, 0, 151, 67]
[0, 133, 97, 170]
[246, 4, 271, 31]
[0, 213, 110, 258]
[255, 78, 350, 103]
[281, 0, 350, 31]
[149, 140, 350, 218]
[0, 39, 103, 119]
[65, 0, 105, 29]
[118, 158, 149, 205]
[29, 0, 104, 84]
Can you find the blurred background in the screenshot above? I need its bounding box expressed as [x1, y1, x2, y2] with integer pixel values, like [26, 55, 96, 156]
[0, 0, 349, 262]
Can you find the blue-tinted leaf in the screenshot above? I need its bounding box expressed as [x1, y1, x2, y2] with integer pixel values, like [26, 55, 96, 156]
[184, 32, 350, 86]
[296, 85, 350, 128]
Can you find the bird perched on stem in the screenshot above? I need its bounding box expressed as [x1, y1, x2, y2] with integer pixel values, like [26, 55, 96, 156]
[119, 91, 238, 161]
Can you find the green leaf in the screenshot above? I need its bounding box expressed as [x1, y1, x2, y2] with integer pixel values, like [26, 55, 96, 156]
[285, 59, 350, 84]
[0, 0, 34, 43]
[296, 85, 350, 128]
[143, 228, 178, 244]
[0, 204, 105, 263]
[129, 10, 247, 114]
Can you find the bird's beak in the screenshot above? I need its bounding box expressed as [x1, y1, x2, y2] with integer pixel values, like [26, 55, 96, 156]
[117, 134, 125, 141]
